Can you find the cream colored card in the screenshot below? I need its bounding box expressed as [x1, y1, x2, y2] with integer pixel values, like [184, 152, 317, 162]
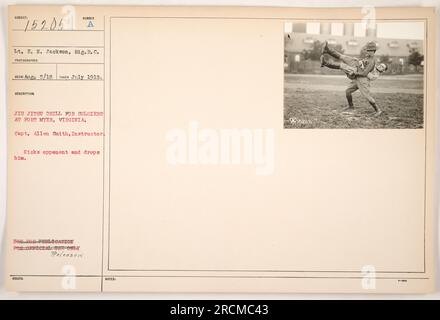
[6, 5, 437, 293]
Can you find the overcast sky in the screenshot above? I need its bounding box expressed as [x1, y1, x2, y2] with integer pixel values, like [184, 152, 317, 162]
[285, 21, 424, 40]
[376, 22, 424, 40]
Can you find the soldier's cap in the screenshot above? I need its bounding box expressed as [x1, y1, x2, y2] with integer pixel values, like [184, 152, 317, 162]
[365, 41, 377, 51]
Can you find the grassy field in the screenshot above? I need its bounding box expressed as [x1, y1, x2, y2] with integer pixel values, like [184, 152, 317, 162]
[284, 74, 424, 129]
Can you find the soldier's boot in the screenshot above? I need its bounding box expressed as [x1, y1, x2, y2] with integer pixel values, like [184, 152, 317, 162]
[370, 102, 383, 116]
[323, 41, 343, 60]
[341, 106, 355, 113]
[343, 90, 355, 112]
[321, 40, 329, 55]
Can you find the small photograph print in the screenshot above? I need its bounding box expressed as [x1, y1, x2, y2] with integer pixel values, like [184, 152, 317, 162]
[284, 21, 425, 129]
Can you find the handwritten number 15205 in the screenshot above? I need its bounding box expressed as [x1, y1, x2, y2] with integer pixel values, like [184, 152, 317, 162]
[24, 18, 64, 31]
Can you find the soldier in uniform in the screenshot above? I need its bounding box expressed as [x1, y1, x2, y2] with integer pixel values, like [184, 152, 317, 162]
[320, 46, 387, 81]
[321, 41, 383, 116]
